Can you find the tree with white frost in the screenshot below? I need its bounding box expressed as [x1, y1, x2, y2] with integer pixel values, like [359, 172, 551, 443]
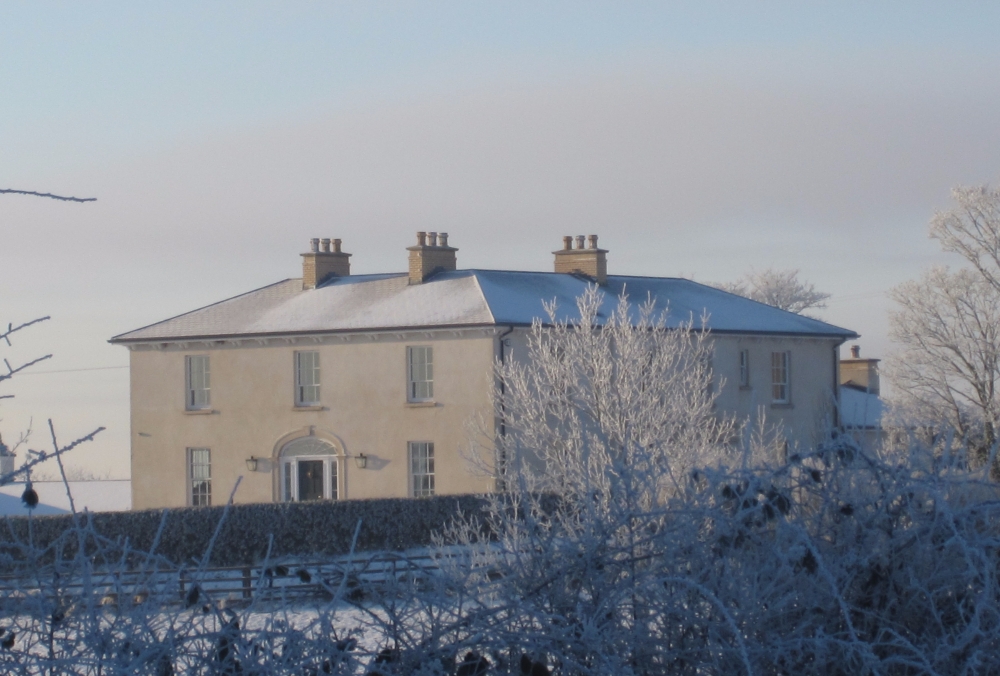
[887, 183, 1000, 474]
[718, 268, 829, 315]
[929, 183, 1000, 294]
[487, 285, 737, 503]
[417, 286, 1000, 675]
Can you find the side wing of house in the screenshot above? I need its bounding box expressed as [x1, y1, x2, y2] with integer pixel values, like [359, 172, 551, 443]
[499, 328, 843, 457]
[712, 334, 842, 453]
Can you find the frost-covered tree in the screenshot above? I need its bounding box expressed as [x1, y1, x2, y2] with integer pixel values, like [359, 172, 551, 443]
[718, 268, 829, 315]
[486, 284, 737, 503]
[887, 183, 1000, 473]
[886, 267, 1000, 468]
[929, 183, 1000, 294]
[416, 286, 1000, 675]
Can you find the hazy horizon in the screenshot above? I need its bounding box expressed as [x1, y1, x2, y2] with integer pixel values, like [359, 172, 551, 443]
[3, 3, 1000, 478]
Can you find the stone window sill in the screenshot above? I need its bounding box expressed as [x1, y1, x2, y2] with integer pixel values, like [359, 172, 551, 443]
[406, 401, 438, 408]
[184, 409, 218, 415]
[292, 405, 326, 411]
[770, 402, 794, 409]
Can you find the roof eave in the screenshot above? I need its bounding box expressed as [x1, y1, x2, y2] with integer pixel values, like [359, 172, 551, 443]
[108, 321, 507, 345]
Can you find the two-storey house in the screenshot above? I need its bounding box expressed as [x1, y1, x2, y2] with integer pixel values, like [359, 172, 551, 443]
[111, 233, 857, 509]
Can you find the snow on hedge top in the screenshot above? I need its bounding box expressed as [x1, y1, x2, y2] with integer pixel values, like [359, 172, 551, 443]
[110, 269, 857, 342]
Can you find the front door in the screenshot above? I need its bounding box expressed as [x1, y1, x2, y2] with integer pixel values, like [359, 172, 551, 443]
[298, 460, 325, 501]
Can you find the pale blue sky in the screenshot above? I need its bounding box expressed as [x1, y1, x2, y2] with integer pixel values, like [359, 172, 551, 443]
[3, 3, 1000, 477]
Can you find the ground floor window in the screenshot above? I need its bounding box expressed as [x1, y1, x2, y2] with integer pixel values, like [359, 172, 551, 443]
[280, 437, 339, 501]
[409, 441, 435, 497]
[188, 447, 211, 506]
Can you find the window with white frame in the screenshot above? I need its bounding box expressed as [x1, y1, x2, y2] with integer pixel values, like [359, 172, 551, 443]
[771, 351, 790, 403]
[409, 441, 435, 497]
[185, 355, 211, 410]
[739, 349, 750, 388]
[188, 447, 211, 506]
[280, 437, 338, 502]
[295, 351, 321, 406]
[407, 346, 433, 402]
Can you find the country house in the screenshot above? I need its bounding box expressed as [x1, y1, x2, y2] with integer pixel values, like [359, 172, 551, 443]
[111, 234, 857, 509]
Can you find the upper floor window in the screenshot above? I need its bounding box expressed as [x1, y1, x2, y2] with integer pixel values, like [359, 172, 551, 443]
[409, 441, 435, 497]
[771, 351, 790, 403]
[739, 349, 750, 388]
[185, 355, 210, 410]
[295, 351, 321, 406]
[188, 447, 211, 506]
[408, 346, 433, 402]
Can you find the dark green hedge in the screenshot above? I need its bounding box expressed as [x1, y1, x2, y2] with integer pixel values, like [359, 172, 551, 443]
[0, 495, 491, 567]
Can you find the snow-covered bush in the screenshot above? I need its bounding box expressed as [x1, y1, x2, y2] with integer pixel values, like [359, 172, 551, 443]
[6, 293, 1000, 674]
[365, 288, 1000, 675]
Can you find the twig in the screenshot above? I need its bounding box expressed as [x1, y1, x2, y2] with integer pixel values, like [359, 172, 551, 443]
[0, 426, 105, 485]
[1, 317, 51, 345]
[49, 420, 77, 517]
[199, 476, 243, 570]
[1, 189, 96, 203]
[1, 354, 53, 385]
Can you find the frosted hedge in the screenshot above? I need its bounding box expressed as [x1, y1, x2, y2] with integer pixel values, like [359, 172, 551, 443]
[0, 494, 492, 566]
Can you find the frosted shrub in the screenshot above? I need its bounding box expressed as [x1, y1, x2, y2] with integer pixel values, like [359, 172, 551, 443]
[401, 289, 1000, 675]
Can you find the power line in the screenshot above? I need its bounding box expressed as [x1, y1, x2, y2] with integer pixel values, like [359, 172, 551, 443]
[19, 365, 128, 376]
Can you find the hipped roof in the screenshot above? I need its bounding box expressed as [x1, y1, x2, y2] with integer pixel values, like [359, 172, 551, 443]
[111, 270, 858, 343]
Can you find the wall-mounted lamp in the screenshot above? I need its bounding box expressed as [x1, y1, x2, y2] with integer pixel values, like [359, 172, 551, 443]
[245, 456, 258, 472]
[354, 453, 368, 469]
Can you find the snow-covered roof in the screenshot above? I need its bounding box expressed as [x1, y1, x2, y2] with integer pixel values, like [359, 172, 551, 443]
[840, 386, 883, 429]
[110, 270, 858, 343]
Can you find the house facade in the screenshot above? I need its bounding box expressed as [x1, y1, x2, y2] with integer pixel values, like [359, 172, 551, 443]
[112, 234, 858, 510]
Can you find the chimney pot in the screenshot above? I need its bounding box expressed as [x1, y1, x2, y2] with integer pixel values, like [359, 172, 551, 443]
[851, 345, 861, 359]
[575, 235, 585, 250]
[310, 238, 320, 253]
[333, 238, 342, 253]
[562, 236, 573, 250]
[439, 232, 448, 247]
[320, 238, 331, 253]
[588, 234, 598, 249]
[416, 231, 427, 246]
[428, 231, 438, 246]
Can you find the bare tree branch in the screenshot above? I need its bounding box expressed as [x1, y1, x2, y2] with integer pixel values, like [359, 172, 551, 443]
[1, 189, 96, 202]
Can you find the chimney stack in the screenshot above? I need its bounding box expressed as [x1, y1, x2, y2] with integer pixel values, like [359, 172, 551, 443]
[553, 234, 608, 285]
[407, 231, 457, 284]
[840, 345, 881, 395]
[301, 237, 351, 289]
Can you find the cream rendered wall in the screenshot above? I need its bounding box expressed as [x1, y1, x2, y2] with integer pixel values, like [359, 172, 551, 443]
[711, 335, 840, 453]
[129, 332, 497, 510]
